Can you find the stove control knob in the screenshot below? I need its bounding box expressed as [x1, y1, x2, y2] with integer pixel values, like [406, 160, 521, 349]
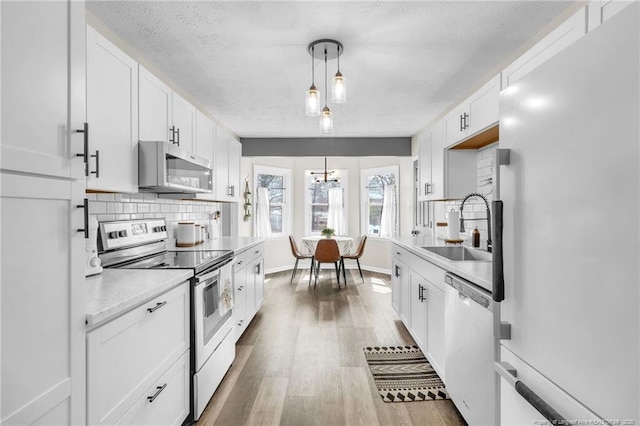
[118, 230, 127, 238]
[108, 231, 119, 239]
[89, 257, 101, 267]
[162, 226, 167, 232]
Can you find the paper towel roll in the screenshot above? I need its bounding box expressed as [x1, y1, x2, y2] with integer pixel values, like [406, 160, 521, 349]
[447, 210, 460, 240]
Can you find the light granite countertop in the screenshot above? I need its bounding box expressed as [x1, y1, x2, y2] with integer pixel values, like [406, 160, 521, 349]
[167, 236, 265, 254]
[85, 269, 192, 329]
[391, 235, 492, 292]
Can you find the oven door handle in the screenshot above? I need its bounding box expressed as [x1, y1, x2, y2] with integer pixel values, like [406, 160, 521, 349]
[195, 257, 233, 286]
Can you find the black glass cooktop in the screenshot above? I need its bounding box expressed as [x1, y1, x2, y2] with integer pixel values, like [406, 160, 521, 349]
[116, 250, 233, 275]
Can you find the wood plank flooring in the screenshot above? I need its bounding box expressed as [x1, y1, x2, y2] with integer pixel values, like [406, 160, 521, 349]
[197, 269, 466, 426]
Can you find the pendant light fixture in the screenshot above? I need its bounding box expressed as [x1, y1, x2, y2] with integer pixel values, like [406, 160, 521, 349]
[332, 44, 346, 103]
[305, 45, 320, 117]
[306, 39, 345, 135]
[310, 157, 340, 183]
[319, 47, 333, 135]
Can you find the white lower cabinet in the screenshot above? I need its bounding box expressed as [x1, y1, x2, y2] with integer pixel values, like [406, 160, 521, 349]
[390, 243, 446, 380]
[194, 328, 235, 417]
[86, 283, 190, 425]
[116, 352, 189, 426]
[409, 272, 427, 350]
[232, 243, 264, 341]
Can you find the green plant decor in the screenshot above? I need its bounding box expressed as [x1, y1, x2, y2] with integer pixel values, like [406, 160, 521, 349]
[321, 228, 335, 238]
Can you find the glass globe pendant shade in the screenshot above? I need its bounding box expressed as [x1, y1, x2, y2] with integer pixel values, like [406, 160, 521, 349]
[331, 71, 346, 103]
[319, 106, 333, 135]
[306, 85, 320, 116]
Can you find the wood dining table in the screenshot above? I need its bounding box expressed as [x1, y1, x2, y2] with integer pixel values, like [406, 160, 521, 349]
[301, 235, 354, 256]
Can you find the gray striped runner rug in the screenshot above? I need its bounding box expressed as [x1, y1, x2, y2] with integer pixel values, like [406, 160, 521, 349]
[363, 345, 450, 403]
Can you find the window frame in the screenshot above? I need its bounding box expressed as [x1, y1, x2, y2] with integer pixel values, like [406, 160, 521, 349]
[303, 169, 349, 236]
[361, 165, 399, 238]
[253, 164, 292, 238]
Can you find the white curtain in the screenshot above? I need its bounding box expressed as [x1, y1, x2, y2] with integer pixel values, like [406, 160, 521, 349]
[256, 187, 272, 238]
[380, 184, 396, 238]
[327, 187, 346, 236]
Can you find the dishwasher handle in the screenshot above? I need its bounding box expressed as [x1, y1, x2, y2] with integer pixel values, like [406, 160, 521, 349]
[445, 273, 492, 310]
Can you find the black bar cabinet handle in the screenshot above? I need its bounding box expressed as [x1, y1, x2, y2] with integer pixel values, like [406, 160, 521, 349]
[176, 128, 180, 146]
[463, 112, 470, 130]
[394, 265, 400, 278]
[76, 198, 89, 239]
[515, 381, 566, 423]
[75, 123, 89, 176]
[147, 384, 167, 403]
[492, 200, 504, 302]
[147, 301, 167, 313]
[169, 126, 175, 144]
[90, 150, 100, 178]
[460, 114, 464, 132]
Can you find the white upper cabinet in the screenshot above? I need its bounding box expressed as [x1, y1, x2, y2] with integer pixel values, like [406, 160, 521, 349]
[138, 66, 172, 143]
[86, 25, 138, 193]
[502, 8, 586, 89]
[139, 65, 197, 154]
[171, 93, 196, 153]
[195, 110, 216, 162]
[418, 121, 446, 201]
[588, 1, 634, 31]
[1, 0, 85, 180]
[215, 127, 242, 202]
[443, 74, 500, 147]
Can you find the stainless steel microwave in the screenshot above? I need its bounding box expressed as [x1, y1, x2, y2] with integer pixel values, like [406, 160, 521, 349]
[138, 141, 213, 193]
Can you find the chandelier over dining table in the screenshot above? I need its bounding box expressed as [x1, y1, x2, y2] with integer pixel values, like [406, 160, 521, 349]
[305, 39, 347, 135]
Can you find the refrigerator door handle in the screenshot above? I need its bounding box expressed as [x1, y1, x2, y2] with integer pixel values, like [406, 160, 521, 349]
[494, 362, 567, 424]
[492, 200, 504, 302]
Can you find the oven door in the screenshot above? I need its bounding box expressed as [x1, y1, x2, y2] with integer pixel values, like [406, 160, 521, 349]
[193, 261, 233, 370]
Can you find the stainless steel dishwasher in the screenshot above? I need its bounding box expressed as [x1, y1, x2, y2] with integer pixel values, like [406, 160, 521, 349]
[444, 272, 495, 426]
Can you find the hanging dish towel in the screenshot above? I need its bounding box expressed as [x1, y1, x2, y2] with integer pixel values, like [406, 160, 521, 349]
[220, 276, 234, 315]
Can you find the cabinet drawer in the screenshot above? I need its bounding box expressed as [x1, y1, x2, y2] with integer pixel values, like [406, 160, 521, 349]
[246, 243, 264, 262]
[194, 328, 235, 418]
[411, 257, 446, 292]
[233, 300, 247, 342]
[391, 244, 411, 261]
[87, 283, 190, 425]
[116, 351, 189, 426]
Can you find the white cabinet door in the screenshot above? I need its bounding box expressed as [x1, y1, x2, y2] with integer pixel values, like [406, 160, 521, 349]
[417, 131, 431, 201]
[466, 74, 500, 135]
[86, 25, 138, 193]
[172, 93, 196, 154]
[442, 104, 467, 148]
[502, 8, 586, 89]
[138, 65, 172, 143]
[398, 260, 411, 325]
[1, 174, 85, 425]
[391, 258, 402, 314]
[429, 120, 445, 200]
[409, 272, 427, 351]
[1, 0, 85, 180]
[253, 257, 265, 310]
[588, 1, 634, 31]
[195, 110, 215, 163]
[227, 137, 242, 201]
[214, 127, 230, 200]
[425, 282, 445, 380]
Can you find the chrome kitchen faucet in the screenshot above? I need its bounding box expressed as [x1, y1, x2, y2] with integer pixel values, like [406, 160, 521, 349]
[459, 192, 492, 253]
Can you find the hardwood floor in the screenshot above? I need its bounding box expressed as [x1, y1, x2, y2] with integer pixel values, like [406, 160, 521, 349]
[197, 268, 466, 426]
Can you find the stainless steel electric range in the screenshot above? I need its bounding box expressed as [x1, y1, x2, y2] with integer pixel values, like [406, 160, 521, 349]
[97, 219, 235, 422]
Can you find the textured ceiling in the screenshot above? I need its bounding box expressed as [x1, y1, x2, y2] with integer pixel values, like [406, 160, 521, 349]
[87, 1, 573, 138]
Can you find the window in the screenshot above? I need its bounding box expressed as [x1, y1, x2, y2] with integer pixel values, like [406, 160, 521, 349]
[361, 166, 399, 238]
[253, 165, 291, 238]
[304, 169, 348, 236]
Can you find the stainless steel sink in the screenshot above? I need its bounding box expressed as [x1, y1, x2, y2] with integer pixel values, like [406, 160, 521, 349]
[422, 246, 492, 262]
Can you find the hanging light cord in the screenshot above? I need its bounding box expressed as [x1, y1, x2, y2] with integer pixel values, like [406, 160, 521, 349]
[324, 48, 328, 107]
[337, 45, 340, 73]
[311, 45, 315, 86]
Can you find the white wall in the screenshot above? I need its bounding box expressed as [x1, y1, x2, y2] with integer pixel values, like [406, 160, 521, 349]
[239, 156, 413, 274]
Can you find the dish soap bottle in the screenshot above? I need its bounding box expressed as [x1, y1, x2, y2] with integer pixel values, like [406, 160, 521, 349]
[472, 228, 480, 248]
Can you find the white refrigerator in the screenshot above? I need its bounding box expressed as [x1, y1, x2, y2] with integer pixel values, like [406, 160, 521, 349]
[494, 4, 639, 424]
